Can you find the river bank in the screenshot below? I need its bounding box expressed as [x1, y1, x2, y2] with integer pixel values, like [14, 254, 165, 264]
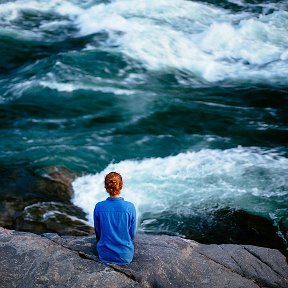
[0, 164, 287, 259]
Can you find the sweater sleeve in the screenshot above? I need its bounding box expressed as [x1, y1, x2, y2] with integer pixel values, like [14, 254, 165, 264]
[129, 205, 137, 241]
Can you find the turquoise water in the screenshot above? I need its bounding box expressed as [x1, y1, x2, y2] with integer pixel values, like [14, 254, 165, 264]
[0, 0, 287, 238]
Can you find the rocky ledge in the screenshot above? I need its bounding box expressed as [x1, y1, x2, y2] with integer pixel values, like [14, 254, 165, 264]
[1, 227, 287, 288]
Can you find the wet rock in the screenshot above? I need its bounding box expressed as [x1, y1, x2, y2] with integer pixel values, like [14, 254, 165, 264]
[15, 202, 94, 236]
[185, 208, 288, 258]
[0, 227, 287, 288]
[0, 165, 75, 202]
[0, 165, 93, 236]
[35, 166, 77, 201]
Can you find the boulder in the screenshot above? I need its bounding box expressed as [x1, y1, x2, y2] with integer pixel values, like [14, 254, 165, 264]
[15, 201, 94, 236]
[35, 166, 77, 201]
[0, 227, 287, 288]
[0, 166, 93, 236]
[185, 208, 288, 257]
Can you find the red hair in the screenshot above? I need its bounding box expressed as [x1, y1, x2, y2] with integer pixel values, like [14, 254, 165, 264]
[104, 172, 123, 196]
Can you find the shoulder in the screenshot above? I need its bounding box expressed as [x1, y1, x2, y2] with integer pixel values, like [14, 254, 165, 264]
[125, 200, 135, 207]
[94, 200, 107, 211]
[123, 200, 136, 213]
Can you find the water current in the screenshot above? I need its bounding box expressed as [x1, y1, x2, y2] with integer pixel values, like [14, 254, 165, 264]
[0, 0, 287, 240]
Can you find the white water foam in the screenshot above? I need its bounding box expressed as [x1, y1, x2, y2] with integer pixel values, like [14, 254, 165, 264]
[39, 80, 136, 95]
[72, 147, 288, 226]
[72, 0, 288, 83]
[1, 0, 288, 84]
[4, 68, 137, 99]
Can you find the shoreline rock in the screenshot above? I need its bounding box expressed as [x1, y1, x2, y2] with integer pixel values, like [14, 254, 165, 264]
[0, 165, 94, 236]
[0, 227, 287, 288]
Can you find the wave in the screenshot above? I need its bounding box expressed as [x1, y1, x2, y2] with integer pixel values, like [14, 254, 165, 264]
[1, 0, 288, 84]
[72, 147, 288, 226]
[73, 0, 288, 84]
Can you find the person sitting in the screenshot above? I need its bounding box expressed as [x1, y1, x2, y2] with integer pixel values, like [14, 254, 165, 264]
[93, 172, 136, 265]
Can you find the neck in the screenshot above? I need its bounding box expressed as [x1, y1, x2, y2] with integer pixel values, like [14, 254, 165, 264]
[109, 193, 121, 198]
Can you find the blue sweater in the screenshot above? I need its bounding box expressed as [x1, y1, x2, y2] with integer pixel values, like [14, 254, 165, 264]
[94, 197, 136, 265]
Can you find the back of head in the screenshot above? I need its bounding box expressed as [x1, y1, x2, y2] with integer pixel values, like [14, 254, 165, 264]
[104, 172, 123, 196]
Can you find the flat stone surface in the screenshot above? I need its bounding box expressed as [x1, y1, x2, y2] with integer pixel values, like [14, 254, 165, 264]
[0, 227, 287, 288]
[0, 228, 139, 288]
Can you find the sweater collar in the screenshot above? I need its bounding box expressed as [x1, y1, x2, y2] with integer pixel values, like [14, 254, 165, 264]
[107, 197, 124, 201]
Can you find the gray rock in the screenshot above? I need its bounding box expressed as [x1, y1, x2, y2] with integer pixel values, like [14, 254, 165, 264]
[0, 228, 138, 288]
[0, 227, 287, 288]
